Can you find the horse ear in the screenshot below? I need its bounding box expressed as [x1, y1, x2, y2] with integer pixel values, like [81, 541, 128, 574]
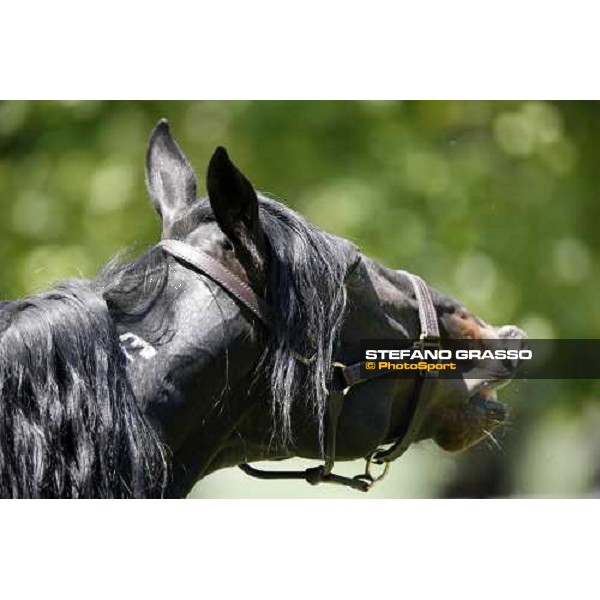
[206, 147, 260, 246]
[145, 119, 197, 229]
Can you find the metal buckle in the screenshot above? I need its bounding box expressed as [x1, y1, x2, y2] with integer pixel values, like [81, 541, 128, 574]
[414, 334, 442, 351]
[331, 361, 349, 395]
[413, 336, 442, 378]
[352, 452, 390, 490]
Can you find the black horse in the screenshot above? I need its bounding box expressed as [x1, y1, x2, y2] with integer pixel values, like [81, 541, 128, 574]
[0, 120, 525, 498]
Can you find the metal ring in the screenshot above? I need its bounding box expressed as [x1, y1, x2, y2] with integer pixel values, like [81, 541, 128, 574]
[365, 453, 390, 483]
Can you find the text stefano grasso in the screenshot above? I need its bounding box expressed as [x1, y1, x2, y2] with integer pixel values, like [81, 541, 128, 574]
[364, 348, 533, 361]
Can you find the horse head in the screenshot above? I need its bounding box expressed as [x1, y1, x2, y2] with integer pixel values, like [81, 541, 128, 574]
[105, 120, 526, 496]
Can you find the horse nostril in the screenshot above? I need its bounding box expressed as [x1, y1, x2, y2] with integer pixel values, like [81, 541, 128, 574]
[475, 394, 509, 422]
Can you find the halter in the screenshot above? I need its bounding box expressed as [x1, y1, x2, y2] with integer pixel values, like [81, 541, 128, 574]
[158, 239, 441, 492]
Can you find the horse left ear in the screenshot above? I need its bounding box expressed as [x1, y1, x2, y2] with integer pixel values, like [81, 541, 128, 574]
[146, 119, 197, 230]
[207, 147, 260, 247]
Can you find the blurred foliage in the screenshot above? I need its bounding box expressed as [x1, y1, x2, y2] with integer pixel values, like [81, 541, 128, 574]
[1, 100, 599, 498]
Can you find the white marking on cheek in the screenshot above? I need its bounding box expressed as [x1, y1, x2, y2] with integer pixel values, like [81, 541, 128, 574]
[139, 345, 157, 359]
[119, 332, 157, 361]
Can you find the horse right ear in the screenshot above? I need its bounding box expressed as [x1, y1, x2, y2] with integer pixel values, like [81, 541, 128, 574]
[145, 119, 197, 230]
[206, 146, 261, 249]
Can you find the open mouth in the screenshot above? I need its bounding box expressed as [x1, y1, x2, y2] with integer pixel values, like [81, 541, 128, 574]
[471, 377, 511, 426]
[433, 378, 511, 452]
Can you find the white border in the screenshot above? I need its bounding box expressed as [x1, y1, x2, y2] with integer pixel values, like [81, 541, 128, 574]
[1, 2, 598, 597]
[0, 501, 596, 599]
[2, 2, 600, 99]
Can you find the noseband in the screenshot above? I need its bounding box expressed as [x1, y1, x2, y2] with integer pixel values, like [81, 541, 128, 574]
[158, 239, 441, 492]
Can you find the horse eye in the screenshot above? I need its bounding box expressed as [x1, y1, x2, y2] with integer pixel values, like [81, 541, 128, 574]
[223, 240, 234, 252]
[346, 269, 361, 286]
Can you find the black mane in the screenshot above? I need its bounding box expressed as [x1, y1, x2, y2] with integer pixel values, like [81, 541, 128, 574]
[0, 280, 166, 498]
[257, 196, 357, 448]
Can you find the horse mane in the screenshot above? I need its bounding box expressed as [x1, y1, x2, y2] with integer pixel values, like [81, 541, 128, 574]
[0, 279, 167, 498]
[256, 195, 357, 449]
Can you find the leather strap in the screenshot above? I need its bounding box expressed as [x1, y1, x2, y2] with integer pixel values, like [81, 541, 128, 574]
[370, 272, 441, 464]
[372, 376, 436, 463]
[158, 239, 270, 326]
[238, 463, 372, 492]
[333, 361, 385, 390]
[400, 271, 440, 341]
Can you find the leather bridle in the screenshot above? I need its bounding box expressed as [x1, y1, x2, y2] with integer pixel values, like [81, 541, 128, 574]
[158, 238, 442, 492]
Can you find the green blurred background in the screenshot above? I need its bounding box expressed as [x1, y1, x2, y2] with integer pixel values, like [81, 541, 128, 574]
[1, 100, 599, 498]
